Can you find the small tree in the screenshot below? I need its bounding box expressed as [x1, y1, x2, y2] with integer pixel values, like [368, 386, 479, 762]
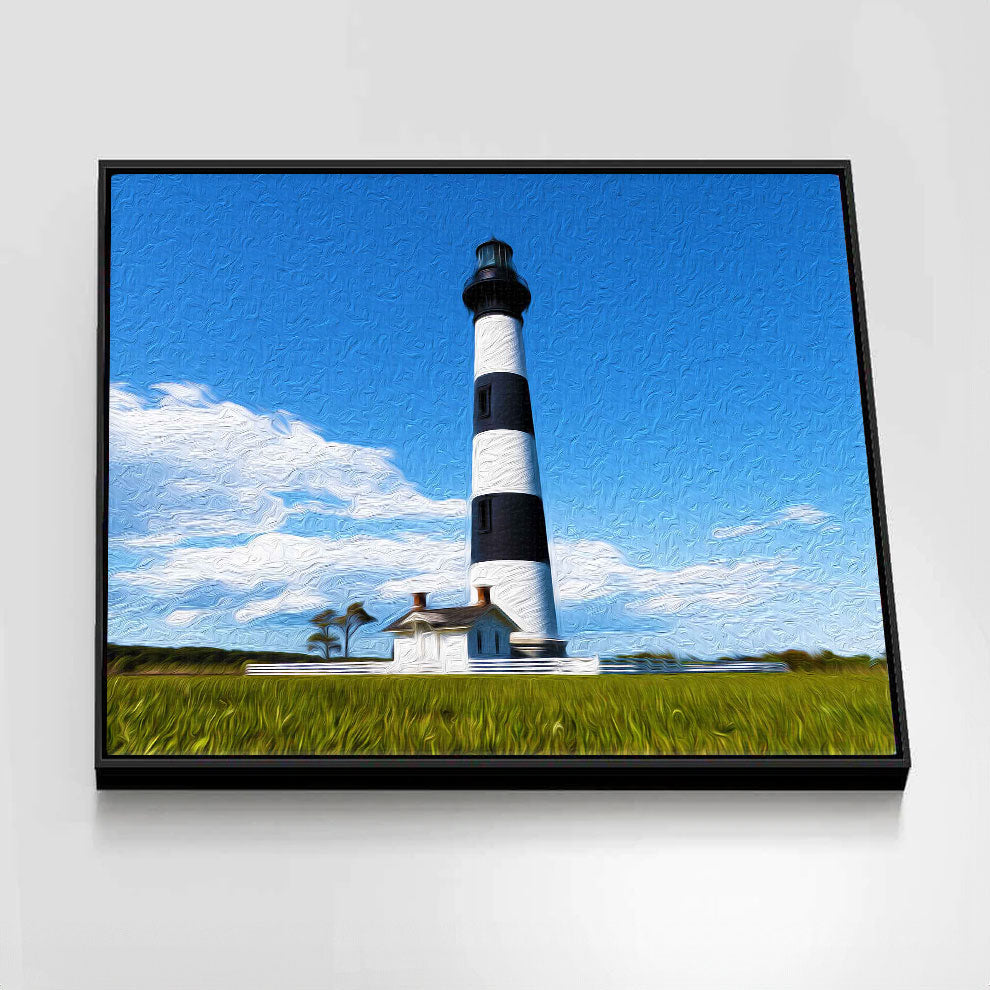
[307, 608, 342, 660]
[332, 601, 377, 658]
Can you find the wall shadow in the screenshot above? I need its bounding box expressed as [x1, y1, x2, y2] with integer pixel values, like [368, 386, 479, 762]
[94, 787, 904, 852]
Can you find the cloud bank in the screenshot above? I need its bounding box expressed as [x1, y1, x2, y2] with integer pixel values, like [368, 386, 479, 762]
[118, 528, 801, 626]
[107, 381, 860, 654]
[110, 382, 465, 548]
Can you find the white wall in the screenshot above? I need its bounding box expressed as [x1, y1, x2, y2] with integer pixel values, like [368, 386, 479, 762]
[440, 629, 469, 670]
[467, 616, 513, 659]
[394, 627, 472, 671]
[391, 633, 419, 670]
[1, 2, 988, 988]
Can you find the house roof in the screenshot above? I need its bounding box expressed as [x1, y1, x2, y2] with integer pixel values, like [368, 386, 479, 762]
[383, 603, 521, 634]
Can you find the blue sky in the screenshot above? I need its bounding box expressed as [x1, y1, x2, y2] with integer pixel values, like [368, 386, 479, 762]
[108, 171, 885, 659]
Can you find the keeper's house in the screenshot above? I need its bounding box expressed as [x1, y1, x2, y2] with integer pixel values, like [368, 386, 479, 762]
[384, 586, 519, 673]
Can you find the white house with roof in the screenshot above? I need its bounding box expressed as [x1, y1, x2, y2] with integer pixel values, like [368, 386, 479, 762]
[242, 583, 598, 676]
[383, 586, 520, 673]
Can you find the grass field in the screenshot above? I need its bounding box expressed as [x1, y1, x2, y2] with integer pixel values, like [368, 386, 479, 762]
[106, 670, 896, 757]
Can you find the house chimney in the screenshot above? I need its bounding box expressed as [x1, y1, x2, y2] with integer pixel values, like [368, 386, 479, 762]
[474, 584, 492, 606]
[411, 591, 427, 610]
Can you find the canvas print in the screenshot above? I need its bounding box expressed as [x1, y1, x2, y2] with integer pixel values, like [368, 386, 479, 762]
[102, 166, 904, 765]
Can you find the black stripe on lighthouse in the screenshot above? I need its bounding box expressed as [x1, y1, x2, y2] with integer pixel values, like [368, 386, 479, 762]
[473, 372, 535, 435]
[470, 492, 550, 564]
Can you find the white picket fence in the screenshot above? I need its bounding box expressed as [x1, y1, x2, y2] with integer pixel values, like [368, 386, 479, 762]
[467, 656, 600, 675]
[244, 656, 602, 676]
[243, 656, 786, 677]
[599, 658, 790, 674]
[245, 661, 394, 676]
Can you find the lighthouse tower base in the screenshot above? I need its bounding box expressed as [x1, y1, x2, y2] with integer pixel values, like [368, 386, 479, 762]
[468, 559, 566, 659]
[510, 634, 569, 659]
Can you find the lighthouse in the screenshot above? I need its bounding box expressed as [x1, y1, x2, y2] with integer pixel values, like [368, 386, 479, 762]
[462, 240, 567, 659]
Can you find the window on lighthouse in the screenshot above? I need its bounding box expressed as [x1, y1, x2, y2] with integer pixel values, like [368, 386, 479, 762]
[476, 383, 492, 420]
[478, 496, 492, 533]
[476, 629, 483, 653]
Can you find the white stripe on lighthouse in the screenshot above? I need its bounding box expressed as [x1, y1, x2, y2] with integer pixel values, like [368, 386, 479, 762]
[468, 559, 559, 638]
[474, 313, 527, 377]
[472, 430, 542, 498]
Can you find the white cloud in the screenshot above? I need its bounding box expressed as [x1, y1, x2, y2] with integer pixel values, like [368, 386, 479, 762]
[554, 540, 800, 615]
[163, 608, 208, 627]
[109, 382, 465, 546]
[711, 504, 829, 540]
[112, 533, 187, 549]
[234, 587, 329, 623]
[631, 560, 801, 615]
[554, 540, 662, 600]
[118, 531, 468, 597]
[377, 567, 466, 599]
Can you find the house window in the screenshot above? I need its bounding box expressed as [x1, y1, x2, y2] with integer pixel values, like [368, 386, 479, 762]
[494, 631, 500, 653]
[476, 629, 483, 654]
[477, 496, 492, 533]
[476, 383, 492, 419]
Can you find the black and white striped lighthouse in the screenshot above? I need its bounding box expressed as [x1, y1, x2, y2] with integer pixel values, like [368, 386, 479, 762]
[462, 240, 567, 659]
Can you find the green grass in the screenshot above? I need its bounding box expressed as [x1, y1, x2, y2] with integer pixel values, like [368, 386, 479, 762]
[106, 670, 896, 757]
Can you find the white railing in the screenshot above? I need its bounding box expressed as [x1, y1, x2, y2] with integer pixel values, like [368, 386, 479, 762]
[243, 656, 787, 677]
[244, 656, 602, 676]
[245, 661, 394, 676]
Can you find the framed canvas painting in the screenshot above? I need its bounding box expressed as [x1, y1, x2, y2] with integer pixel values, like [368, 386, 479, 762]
[96, 161, 910, 788]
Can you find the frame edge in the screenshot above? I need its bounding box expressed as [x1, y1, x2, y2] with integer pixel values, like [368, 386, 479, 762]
[95, 160, 909, 789]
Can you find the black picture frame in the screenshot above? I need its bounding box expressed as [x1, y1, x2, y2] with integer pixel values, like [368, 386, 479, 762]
[96, 160, 910, 789]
